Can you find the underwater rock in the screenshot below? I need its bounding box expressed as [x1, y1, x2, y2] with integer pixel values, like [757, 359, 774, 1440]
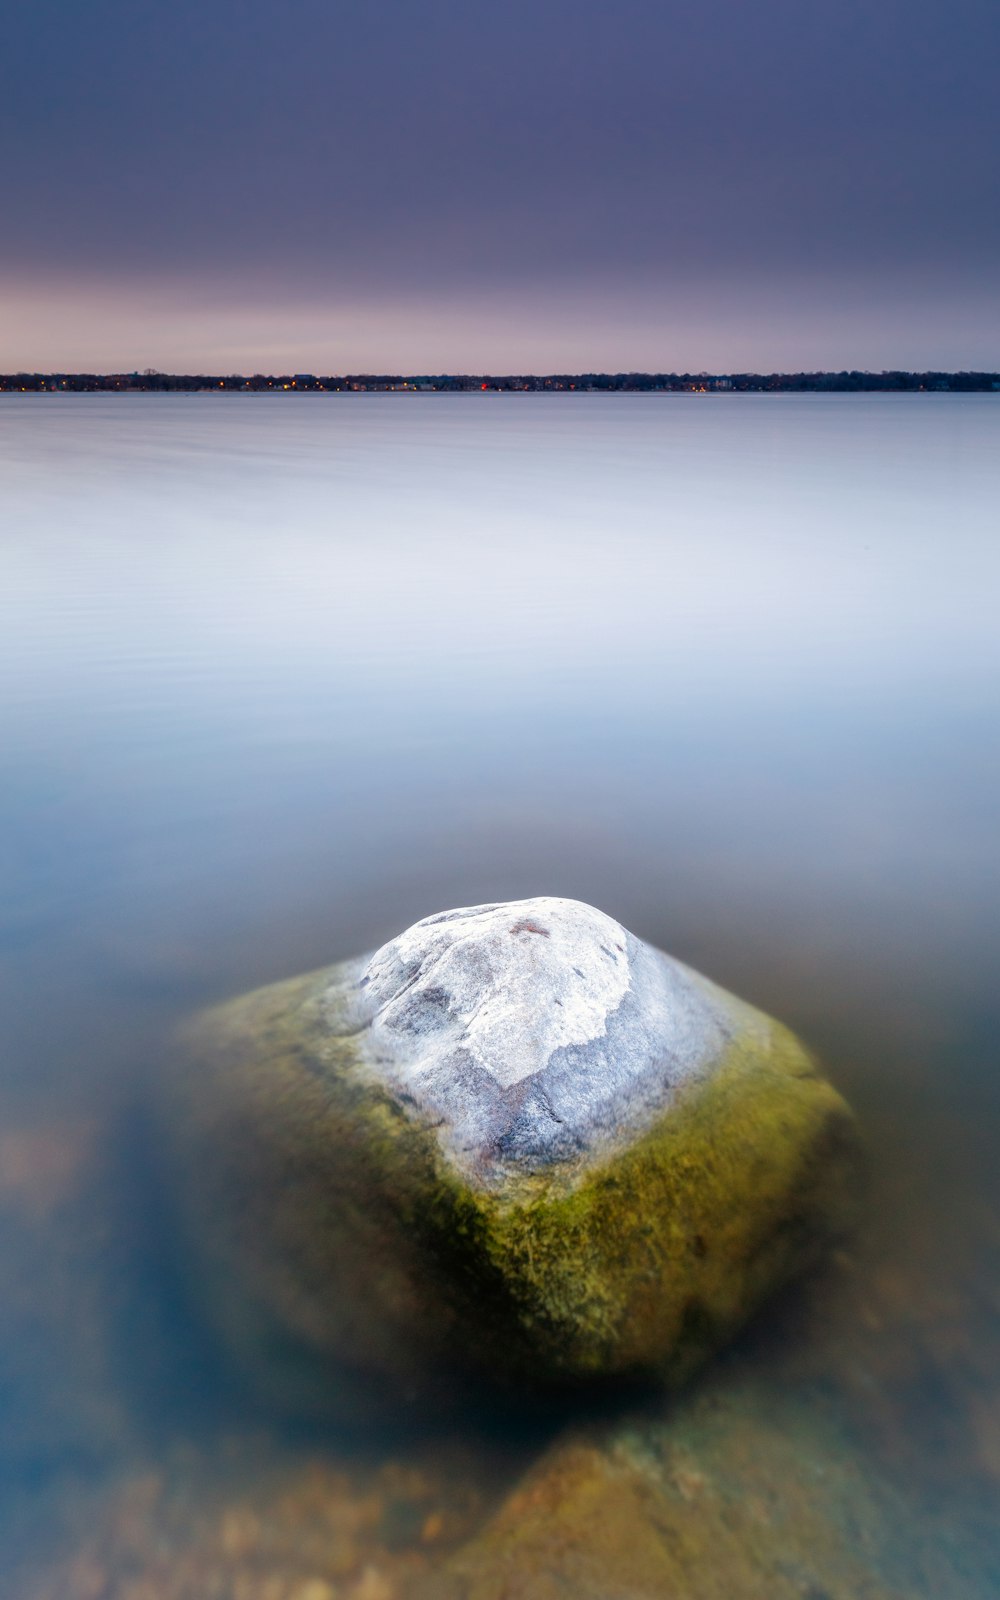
[417, 1375, 998, 1600]
[164, 898, 862, 1419]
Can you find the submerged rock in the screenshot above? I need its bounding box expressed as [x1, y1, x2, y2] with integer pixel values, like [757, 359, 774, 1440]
[164, 898, 862, 1418]
[417, 1375, 998, 1600]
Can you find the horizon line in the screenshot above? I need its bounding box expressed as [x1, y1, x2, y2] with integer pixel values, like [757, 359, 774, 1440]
[4, 367, 1000, 395]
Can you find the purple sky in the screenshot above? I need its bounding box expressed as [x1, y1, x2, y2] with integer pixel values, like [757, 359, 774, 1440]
[2, 0, 998, 370]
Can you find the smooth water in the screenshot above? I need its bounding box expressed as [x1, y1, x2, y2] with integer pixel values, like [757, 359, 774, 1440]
[1, 393, 998, 1595]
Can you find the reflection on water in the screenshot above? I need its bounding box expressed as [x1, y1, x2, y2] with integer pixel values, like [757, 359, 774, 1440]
[1, 393, 998, 1594]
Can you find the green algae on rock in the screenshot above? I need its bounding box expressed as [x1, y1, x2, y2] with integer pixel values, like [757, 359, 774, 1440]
[163, 898, 862, 1418]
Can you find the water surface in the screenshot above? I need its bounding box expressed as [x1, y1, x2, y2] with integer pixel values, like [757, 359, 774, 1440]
[1, 393, 998, 1594]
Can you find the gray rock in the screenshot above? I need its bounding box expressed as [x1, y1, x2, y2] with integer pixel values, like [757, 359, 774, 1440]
[340, 898, 742, 1181]
[164, 897, 863, 1419]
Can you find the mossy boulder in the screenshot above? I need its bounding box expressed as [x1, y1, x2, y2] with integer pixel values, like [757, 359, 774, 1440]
[163, 898, 862, 1419]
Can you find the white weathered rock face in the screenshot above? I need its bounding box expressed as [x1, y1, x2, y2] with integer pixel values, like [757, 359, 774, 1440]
[326, 897, 761, 1181]
[362, 899, 632, 1090]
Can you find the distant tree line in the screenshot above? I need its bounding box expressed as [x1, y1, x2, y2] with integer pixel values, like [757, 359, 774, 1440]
[2, 370, 999, 393]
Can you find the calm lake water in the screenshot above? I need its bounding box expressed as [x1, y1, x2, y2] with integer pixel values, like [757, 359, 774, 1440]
[1, 393, 998, 1596]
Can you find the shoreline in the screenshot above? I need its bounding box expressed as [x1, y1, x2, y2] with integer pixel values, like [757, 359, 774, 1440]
[3, 369, 1000, 396]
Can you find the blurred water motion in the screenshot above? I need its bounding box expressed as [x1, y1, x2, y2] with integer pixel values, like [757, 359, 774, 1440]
[0, 393, 998, 1594]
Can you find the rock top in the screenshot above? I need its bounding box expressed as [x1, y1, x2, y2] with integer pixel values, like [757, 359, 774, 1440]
[327, 897, 762, 1182]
